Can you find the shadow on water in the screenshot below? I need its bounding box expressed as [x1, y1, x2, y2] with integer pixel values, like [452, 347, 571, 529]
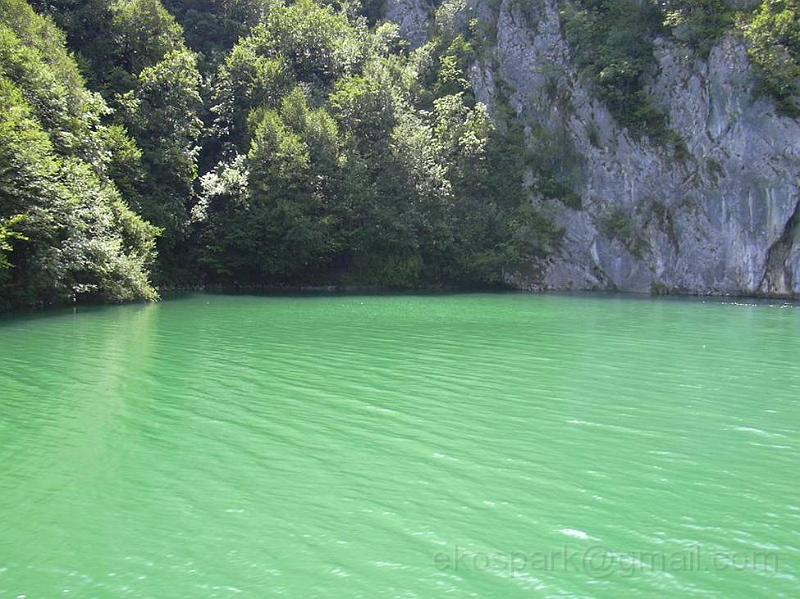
[1, 287, 796, 327]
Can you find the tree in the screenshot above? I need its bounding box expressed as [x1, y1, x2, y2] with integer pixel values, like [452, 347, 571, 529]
[200, 88, 341, 281]
[744, 0, 800, 114]
[161, 0, 279, 64]
[0, 215, 27, 270]
[118, 48, 203, 277]
[0, 74, 158, 308]
[660, 0, 733, 57]
[211, 45, 294, 153]
[112, 0, 186, 76]
[231, 0, 366, 88]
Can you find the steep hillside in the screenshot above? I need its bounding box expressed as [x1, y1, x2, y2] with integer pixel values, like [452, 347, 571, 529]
[2, 0, 798, 309]
[385, 0, 800, 296]
[0, 0, 159, 309]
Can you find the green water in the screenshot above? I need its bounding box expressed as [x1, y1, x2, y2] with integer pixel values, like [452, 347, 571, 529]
[0, 293, 798, 597]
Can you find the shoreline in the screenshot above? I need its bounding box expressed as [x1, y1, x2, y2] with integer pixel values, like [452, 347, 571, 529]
[157, 283, 799, 301]
[2, 284, 797, 317]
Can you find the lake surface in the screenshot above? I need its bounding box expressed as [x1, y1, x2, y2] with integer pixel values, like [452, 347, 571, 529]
[0, 293, 798, 597]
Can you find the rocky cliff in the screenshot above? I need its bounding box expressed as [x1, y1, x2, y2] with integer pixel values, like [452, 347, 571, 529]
[387, 0, 800, 297]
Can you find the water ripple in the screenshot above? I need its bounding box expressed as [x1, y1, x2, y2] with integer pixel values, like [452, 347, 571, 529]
[0, 293, 798, 597]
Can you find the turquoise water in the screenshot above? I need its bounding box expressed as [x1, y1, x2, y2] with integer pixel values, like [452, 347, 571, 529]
[0, 293, 798, 597]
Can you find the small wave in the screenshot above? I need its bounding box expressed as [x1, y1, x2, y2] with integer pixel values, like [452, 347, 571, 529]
[558, 528, 592, 540]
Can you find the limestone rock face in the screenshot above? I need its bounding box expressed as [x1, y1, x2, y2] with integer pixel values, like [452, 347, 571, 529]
[386, 0, 800, 297]
[385, 0, 434, 48]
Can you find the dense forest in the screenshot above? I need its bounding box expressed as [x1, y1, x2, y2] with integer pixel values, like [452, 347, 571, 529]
[0, 0, 797, 308]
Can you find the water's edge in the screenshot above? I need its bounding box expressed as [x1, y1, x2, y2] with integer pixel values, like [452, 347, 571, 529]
[3, 282, 799, 318]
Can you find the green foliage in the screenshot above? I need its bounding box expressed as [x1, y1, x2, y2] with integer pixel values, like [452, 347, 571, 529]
[661, 0, 734, 57]
[98, 123, 146, 207]
[0, 5, 108, 159]
[247, 0, 366, 86]
[743, 0, 800, 115]
[29, 0, 189, 96]
[112, 0, 185, 75]
[209, 0, 364, 154]
[118, 48, 203, 250]
[196, 0, 561, 289]
[435, 35, 474, 96]
[504, 204, 564, 262]
[526, 125, 584, 210]
[561, 0, 669, 138]
[24, 0, 204, 282]
[0, 215, 28, 269]
[599, 206, 649, 258]
[212, 44, 294, 152]
[200, 88, 340, 281]
[330, 74, 395, 146]
[0, 0, 570, 307]
[161, 0, 279, 64]
[0, 74, 158, 307]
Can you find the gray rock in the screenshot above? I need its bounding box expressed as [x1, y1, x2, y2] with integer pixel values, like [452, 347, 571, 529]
[385, 0, 434, 48]
[387, 0, 800, 297]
